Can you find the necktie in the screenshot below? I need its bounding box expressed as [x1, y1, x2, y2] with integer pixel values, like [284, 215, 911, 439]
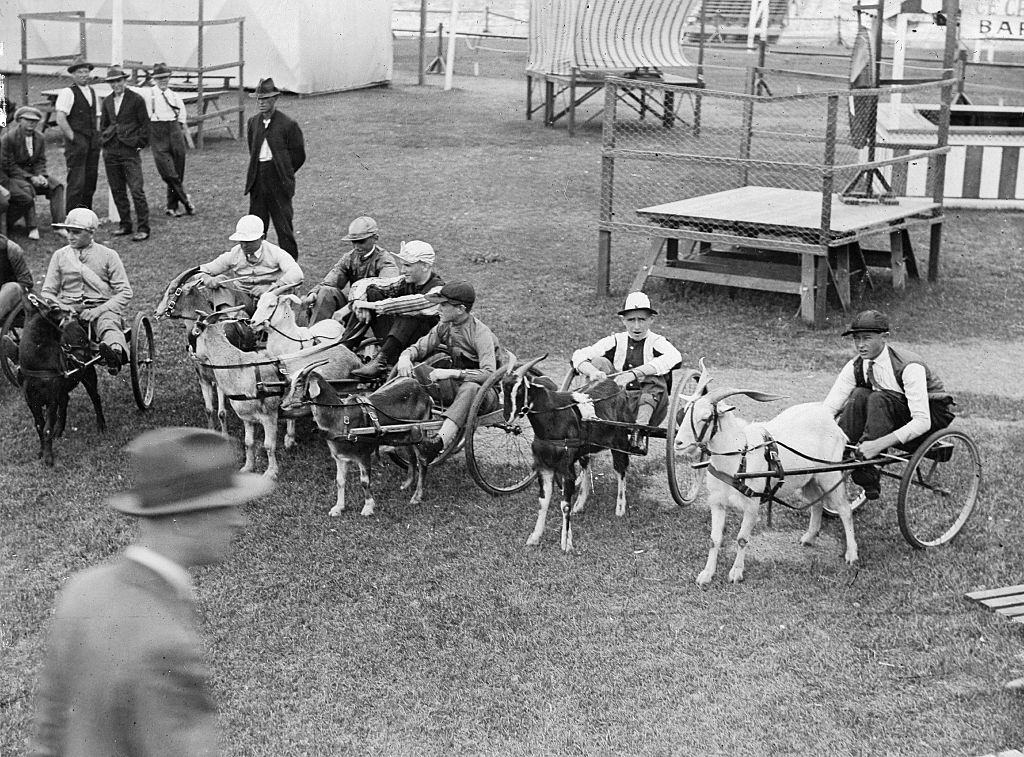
[864, 359, 876, 390]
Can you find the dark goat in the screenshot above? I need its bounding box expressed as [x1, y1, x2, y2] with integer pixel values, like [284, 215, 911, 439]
[502, 355, 638, 552]
[282, 362, 434, 517]
[19, 294, 105, 466]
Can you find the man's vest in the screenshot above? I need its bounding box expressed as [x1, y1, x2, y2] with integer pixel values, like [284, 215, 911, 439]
[67, 86, 97, 135]
[853, 346, 945, 394]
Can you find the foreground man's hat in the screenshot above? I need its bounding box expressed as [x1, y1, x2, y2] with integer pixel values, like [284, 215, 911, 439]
[842, 309, 890, 336]
[108, 427, 275, 516]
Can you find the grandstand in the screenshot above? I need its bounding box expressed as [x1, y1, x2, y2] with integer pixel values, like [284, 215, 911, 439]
[685, 0, 791, 43]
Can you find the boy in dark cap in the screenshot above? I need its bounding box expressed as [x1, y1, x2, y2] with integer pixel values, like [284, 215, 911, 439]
[823, 309, 955, 499]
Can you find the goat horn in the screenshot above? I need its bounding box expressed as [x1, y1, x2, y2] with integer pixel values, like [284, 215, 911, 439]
[294, 359, 331, 381]
[515, 354, 547, 379]
[703, 387, 788, 406]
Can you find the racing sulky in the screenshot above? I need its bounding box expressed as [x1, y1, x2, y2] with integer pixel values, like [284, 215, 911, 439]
[673, 361, 859, 586]
[503, 355, 637, 552]
[281, 361, 433, 517]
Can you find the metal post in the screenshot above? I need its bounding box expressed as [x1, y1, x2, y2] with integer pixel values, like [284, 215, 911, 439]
[21, 16, 28, 105]
[197, 0, 205, 149]
[695, 0, 706, 137]
[597, 82, 618, 295]
[238, 17, 245, 140]
[79, 11, 87, 62]
[929, 0, 959, 281]
[418, 0, 427, 85]
[739, 69, 756, 186]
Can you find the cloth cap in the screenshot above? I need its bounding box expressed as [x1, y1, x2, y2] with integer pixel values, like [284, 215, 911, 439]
[107, 427, 275, 516]
[53, 207, 99, 231]
[618, 291, 657, 316]
[105, 65, 129, 82]
[842, 309, 890, 336]
[426, 281, 476, 308]
[150, 62, 172, 79]
[14, 106, 43, 122]
[250, 77, 281, 98]
[395, 240, 435, 265]
[67, 55, 94, 73]
[343, 216, 379, 242]
[228, 215, 265, 242]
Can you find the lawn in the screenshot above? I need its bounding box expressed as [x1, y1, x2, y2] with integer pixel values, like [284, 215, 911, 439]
[2, 41, 1023, 756]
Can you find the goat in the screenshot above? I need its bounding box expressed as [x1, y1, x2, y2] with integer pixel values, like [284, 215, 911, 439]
[673, 362, 858, 586]
[281, 361, 433, 517]
[502, 355, 638, 552]
[155, 267, 257, 434]
[18, 294, 105, 466]
[191, 309, 295, 478]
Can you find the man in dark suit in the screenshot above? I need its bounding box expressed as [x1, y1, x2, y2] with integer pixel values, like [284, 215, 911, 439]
[100, 65, 151, 241]
[244, 77, 305, 259]
[1, 106, 66, 239]
[53, 55, 101, 212]
[29, 427, 274, 757]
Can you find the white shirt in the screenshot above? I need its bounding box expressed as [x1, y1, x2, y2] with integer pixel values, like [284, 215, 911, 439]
[25, 135, 34, 158]
[54, 83, 98, 115]
[112, 92, 124, 115]
[125, 545, 195, 601]
[148, 84, 188, 125]
[258, 118, 273, 161]
[200, 240, 303, 291]
[823, 344, 932, 443]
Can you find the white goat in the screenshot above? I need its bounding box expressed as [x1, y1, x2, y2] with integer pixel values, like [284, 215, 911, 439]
[674, 364, 858, 586]
[250, 291, 344, 352]
[192, 310, 296, 478]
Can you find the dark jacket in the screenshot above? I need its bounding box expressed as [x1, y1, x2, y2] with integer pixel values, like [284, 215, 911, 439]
[245, 110, 306, 198]
[1, 129, 47, 181]
[100, 87, 151, 151]
[1, 237, 33, 289]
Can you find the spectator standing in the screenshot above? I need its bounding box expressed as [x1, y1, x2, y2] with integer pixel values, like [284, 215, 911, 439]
[29, 426, 274, 757]
[146, 62, 195, 217]
[244, 77, 305, 259]
[53, 55, 101, 211]
[1, 106, 67, 240]
[100, 66, 151, 241]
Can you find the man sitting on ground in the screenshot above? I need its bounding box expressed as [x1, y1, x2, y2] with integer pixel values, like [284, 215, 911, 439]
[304, 215, 398, 324]
[823, 309, 955, 500]
[395, 281, 505, 463]
[349, 240, 445, 379]
[199, 214, 303, 314]
[1, 234, 33, 361]
[571, 292, 682, 453]
[43, 208, 133, 373]
[1, 106, 67, 240]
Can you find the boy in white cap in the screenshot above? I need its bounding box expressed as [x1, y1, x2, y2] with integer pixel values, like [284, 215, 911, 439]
[303, 215, 399, 324]
[199, 214, 304, 314]
[1, 106, 66, 239]
[571, 291, 682, 451]
[350, 240, 445, 379]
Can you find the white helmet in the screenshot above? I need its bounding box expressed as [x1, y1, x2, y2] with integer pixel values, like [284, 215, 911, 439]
[55, 207, 100, 232]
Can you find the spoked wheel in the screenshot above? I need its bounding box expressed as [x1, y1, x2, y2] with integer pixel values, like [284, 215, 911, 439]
[1, 302, 25, 387]
[130, 313, 156, 410]
[666, 369, 705, 506]
[822, 469, 869, 519]
[465, 364, 539, 496]
[897, 427, 981, 549]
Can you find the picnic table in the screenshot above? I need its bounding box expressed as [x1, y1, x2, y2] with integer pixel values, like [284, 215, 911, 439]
[633, 186, 943, 327]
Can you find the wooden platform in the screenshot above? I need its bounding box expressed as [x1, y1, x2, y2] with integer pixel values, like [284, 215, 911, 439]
[632, 186, 943, 327]
[965, 584, 1024, 624]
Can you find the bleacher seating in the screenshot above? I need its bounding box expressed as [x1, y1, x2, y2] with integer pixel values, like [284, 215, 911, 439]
[685, 0, 790, 42]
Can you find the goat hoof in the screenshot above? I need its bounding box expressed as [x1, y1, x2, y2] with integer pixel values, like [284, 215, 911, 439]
[727, 570, 744, 584]
[328, 506, 344, 517]
[262, 470, 278, 481]
[409, 494, 422, 506]
[800, 534, 817, 547]
[696, 572, 713, 587]
[525, 535, 541, 547]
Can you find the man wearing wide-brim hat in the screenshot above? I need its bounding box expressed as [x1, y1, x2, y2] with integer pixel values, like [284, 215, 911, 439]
[823, 309, 955, 500]
[29, 427, 273, 757]
[146, 62, 195, 217]
[1, 106, 67, 240]
[100, 65, 152, 241]
[53, 55, 101, 212]
[244, 76, 306, 259]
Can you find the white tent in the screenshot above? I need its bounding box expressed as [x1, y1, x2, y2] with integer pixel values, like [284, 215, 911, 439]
[1, 0, 392, 95]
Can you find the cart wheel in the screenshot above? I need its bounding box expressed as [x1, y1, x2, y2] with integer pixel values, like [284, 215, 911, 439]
[465, 363, 539, 496]
[666, 369, 704, 506]
[130, 313, 156, 410]
[1, 302, 25, 387]
[822, 469, 869, 519]
[897, 427, 981, 549]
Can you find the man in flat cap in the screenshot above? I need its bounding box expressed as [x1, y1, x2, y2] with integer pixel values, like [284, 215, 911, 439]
[823, 310, 955, 500]
[29, 427, 273, 757]
[244, 77, 305, 259]
[146, 62, 195, 217]
[304, 215, 399, 324]
[100, 65, 151, 241]
[54, 56, 101, 212]
[1, 106, 67, 240]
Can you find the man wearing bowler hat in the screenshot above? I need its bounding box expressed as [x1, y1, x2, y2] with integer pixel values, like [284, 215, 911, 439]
[146, 62, 195, 217]
[304, 215, 399, 324]
[823, 309, 955, 500]
[54, 55, 101, 212]
[244, 77, 305, 259]
[1, 106, 67, 239]
[29, 427, 274, 757]
[100, 65, 151, 241]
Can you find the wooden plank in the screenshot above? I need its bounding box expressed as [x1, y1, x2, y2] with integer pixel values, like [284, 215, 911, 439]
[966, 584, 1024, 600]
[974, 594, 1024, 610]
[631, 238, 664, 292]
[646, 265, 804, 294]
[995, 606, 1024, 618]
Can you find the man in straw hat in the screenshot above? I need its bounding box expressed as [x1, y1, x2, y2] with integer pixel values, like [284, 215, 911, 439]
[29, 427, 273, 757]
[54, 55, 101, 212]
[1, 106, 67, 240]
[146, 62, 195, 217]
[823, 309, 955, 500]
[244, 77, 305, 259]
[571, 291, 682, 454]
[100, 65, 151, 241]
[303, 215, 399, 324]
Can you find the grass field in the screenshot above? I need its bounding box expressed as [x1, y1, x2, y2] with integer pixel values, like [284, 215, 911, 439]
[2, 42, 1024, 755]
